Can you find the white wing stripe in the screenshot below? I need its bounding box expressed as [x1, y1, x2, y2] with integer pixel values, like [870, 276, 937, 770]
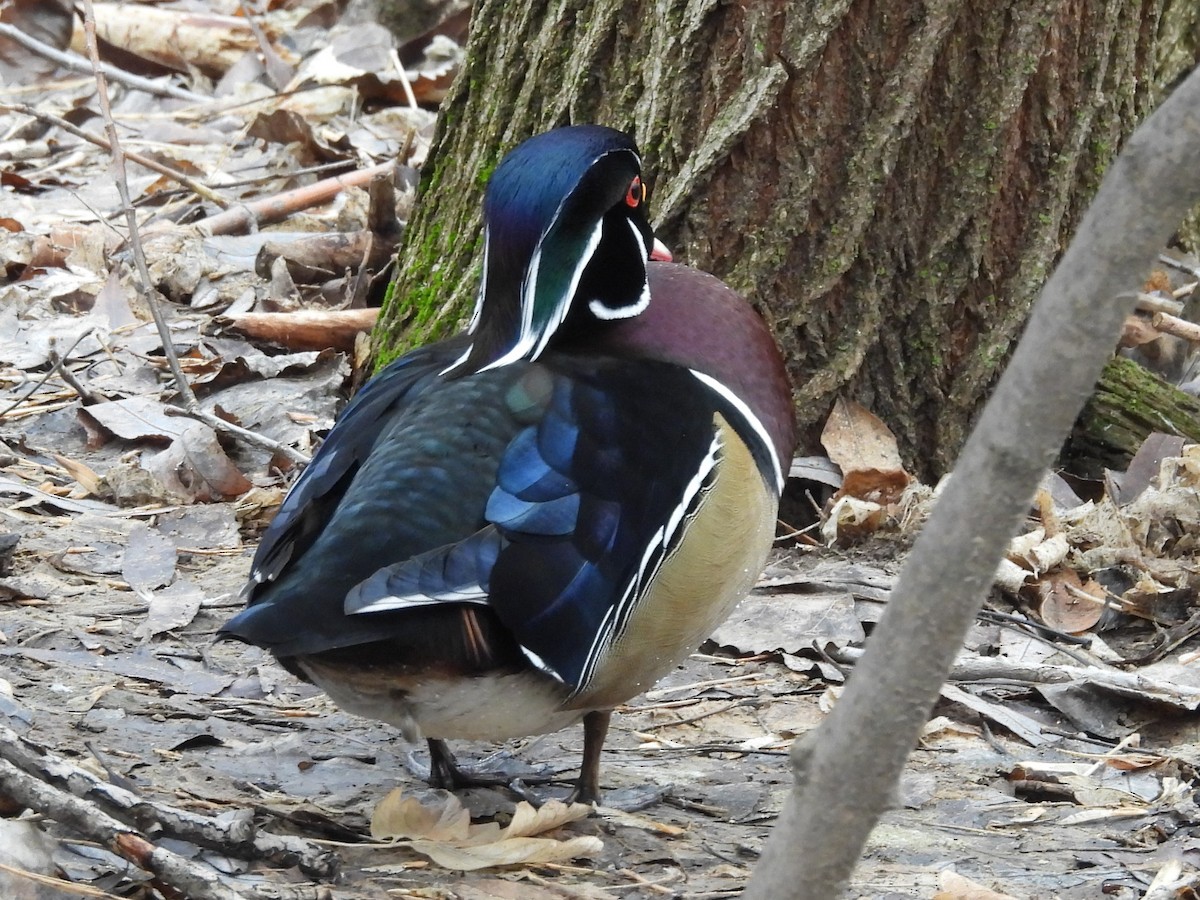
[689, 369, 784, 493]
[574, 433, 723, 693]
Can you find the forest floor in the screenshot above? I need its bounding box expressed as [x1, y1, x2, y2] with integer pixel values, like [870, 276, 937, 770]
[5, 1, 1200, 898]
[5, 527, 1200, 900]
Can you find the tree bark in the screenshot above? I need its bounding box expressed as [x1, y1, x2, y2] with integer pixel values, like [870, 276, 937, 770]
[376, 0, 1199, 479]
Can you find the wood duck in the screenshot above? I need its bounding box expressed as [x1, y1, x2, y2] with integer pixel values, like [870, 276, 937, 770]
[220, 125, 796, 803]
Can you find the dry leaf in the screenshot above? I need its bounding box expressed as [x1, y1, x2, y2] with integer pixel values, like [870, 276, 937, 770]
[133, 579, 204, 640]
[710, 591, 865, 655]
[371, 791, 598, 871]
[1035, 568, 1105, 634]
[53, 454, 101, 496]
[819, 398, 910, 503]
[143, 423, 253, 502]
[121, 523, 177, 592]
[499, 799, 591, 839]
[401, 835, 603, 871]
[596, 806, 687, 836]
[370, 789, 471, 841]
[935, 870, 1019, 899]
[79, 397, 190, 443]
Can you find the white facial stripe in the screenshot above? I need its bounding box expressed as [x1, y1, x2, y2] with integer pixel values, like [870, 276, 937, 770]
[626, 216, 649, 258]
[529, 219, 604, 359]
[689, 369, 785, 493]
[475, 148, 644, 372]
[467, 228, 490, 335]
[586, 218, 652, 320]
[588, 293, 649, 320]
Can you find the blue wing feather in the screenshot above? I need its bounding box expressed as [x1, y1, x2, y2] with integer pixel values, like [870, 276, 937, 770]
[482, 358, 722, 691]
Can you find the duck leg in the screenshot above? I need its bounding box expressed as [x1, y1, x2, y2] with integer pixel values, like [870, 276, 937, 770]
[570, 710, 611, 805]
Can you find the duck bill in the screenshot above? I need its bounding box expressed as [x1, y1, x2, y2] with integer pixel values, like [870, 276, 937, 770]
[650, 238, 673, 262]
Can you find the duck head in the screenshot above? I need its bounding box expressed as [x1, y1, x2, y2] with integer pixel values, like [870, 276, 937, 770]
[451, 125, 669, 374]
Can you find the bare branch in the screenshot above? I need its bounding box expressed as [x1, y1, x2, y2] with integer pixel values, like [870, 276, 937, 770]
[744, 65, 1200, 900]
[163, 406, 311, 465]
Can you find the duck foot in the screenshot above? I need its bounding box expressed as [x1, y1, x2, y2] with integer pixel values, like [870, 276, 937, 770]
[424, 738, 525, 791]
[420, 710, 616, 806]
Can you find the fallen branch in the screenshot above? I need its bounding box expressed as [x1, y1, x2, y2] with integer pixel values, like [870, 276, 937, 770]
[0, 758, 247, 900]
[218, 308, 380, 352]
[194, 162, 398, 237]
[1152, 310, 1200, 343]
[0, 725, 337, 879]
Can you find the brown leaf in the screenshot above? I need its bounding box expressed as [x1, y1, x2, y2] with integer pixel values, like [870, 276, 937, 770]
[820, 398, 910, 503]
[1119, 314, 1164, 348]
[401, 835, 603, 871]
[1036, 568, 1106, 634]
[53, 454, 101, 496]
[142, 424, 253, 502]
[370, 791, 599, 871]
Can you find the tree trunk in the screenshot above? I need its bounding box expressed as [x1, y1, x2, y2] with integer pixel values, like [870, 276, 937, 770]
[376, 0, 1198, 479]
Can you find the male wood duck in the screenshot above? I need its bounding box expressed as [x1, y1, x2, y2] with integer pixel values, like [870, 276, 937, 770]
[221, 125, 796, 803]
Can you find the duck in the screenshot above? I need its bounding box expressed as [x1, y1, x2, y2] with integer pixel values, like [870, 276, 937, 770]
[220, 125, 796, 803]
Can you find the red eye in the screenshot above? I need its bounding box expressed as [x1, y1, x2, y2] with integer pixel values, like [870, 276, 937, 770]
[625, 176, 643, 208]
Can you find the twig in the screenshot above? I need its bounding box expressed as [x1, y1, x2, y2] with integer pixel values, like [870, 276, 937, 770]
[637, 697, 758, 731]
[47, 337, 100, 405]
[236, 0, 291, 90]
[387, 49, 419, 109]
[1159, 252, 1200, 281]
[0, 103, 226, 206]
[162, 406, 311, 465]
[0, 861, 122, 898]
[1134, 291, 1184, 315]
[0, 328, 96, 421]
[0, 725, 337, 879]
[79, 1, 198, 412]
[0, 22, 208, 103]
